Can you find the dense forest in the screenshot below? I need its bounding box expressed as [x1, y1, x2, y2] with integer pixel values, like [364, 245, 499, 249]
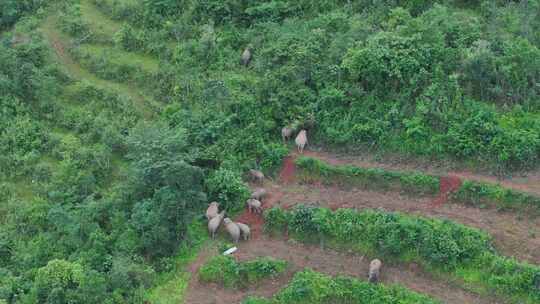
[1, 0, 540, 303]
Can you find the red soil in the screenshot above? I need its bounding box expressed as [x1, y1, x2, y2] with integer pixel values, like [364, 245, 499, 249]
[235, 184, 285, 239]
[431, 175, 463, 207]
[279, 155, 297, 184]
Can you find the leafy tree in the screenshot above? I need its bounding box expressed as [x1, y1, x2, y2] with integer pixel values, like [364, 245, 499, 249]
[126, 122, 207, 258]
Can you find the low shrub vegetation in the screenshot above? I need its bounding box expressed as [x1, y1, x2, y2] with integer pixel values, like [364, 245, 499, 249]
[296, 156, 540, 214]
[243, 269, 441, 304]
[199, 255, 287, 289]
[264, 206, 540, 303]
[295, 156, 440, 195]
[451, 180, 540, 213]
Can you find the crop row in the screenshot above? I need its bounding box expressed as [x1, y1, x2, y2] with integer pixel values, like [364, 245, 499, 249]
[295, 156, 540, 213]
[264, 206, 540, 303]
[199, 255, 287, 289]
[243, 269, 440, 304]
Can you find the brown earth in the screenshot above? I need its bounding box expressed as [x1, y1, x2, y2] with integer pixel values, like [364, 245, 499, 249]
[274, 182, 540, 265]
[184, 151, 539, 304]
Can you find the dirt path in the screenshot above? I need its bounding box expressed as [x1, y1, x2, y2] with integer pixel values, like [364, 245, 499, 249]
[184, 237, 502, 304]
[272, 182, 540, 265]
[39, 14, 157, 119]
[279, 152, 540, 264]
[303, 150, 540, 197]
[183, 154, 537, 304]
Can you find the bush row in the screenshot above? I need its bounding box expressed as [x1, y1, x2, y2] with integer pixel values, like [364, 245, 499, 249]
[451, 180, 540, 213]
[198, 255, 287, 289]
[243, 269, 440, 304]
[264, 206, 540, 303]
[296, 156, 540, 213]
[295, 156, 440, 195]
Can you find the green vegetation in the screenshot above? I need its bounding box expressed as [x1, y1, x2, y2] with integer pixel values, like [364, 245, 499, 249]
[296, 156, 540, 213]
[145, 220, 208, 304]
[296, 156, 440, 195]
[199, 256, 287, 288]
[452, 180, 540, 212]
[264, 206, 540, 303]
[3, 0, 540, 303]
[243, 269, 440, 304]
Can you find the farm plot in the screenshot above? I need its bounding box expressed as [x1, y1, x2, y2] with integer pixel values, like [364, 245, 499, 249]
[184, 152, 540, 304]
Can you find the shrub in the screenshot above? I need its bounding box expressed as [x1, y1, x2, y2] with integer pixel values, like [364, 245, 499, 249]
[263, 207, 289, 235]
[261, 269, 440, 304]
[242, 257, 288, 283]
[295, 156, 439, 195]
[452, 181, 540, 213]
[198, 255, 241, 288]
[199, 256, 287, 289]
[205, 167, 250, 212]
[260, 142, 289, 173]
[265, 206, 540, 302]
[297, 156, 540, 213]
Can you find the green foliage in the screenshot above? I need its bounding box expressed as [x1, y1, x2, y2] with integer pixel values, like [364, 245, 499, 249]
[297, 156, 540, 213]
[199, 255, 240, 288]
[205, 167, 250, 212]
[199, 255, 287, 289]
[295, 156, 439, 195]
[0, 0, 47, 30]
[263, 207, 290, 235]
[70, 44, 159, 90]
[265, 206, 540, 302]
[126, 122, 207, 258]
[452, 180, 540, 213]
[5, 0, 540, 302]
[244, 269, 440, 304]
[31, 259, 107, 304]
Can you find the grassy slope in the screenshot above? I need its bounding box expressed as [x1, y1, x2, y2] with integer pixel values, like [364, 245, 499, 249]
[80, 0, 121, 39]
[39, 13, 157, 119]
[52, 2, 205, 301]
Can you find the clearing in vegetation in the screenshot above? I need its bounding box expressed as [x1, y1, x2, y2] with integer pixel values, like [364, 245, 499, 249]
[185, 153, 540, 304]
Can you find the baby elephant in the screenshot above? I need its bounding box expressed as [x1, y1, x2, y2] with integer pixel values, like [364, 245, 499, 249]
[368, 259, 382, 283]
[281, 126, 294, 142]
[236, 222, 251, 241]
[246, 199, 263, 214]
[223, 218, 241, 243]
[208, 211, 225, 239]
[251, 188, 267, 201]
[249, 169, 264, 184]
[295, 130, 308, 153]
[206, 201, 219, 220]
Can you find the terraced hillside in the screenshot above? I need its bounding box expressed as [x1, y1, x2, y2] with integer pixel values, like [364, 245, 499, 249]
[1, 0, 540, 304]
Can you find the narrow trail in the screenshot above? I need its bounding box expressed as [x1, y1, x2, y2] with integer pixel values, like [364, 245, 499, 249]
[285, 152, 540, 265]
[183, 152, 534, 304]
[39, 14, 156, 119]
[184, 237, 501, 304]
[303, 150, 540, 197]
